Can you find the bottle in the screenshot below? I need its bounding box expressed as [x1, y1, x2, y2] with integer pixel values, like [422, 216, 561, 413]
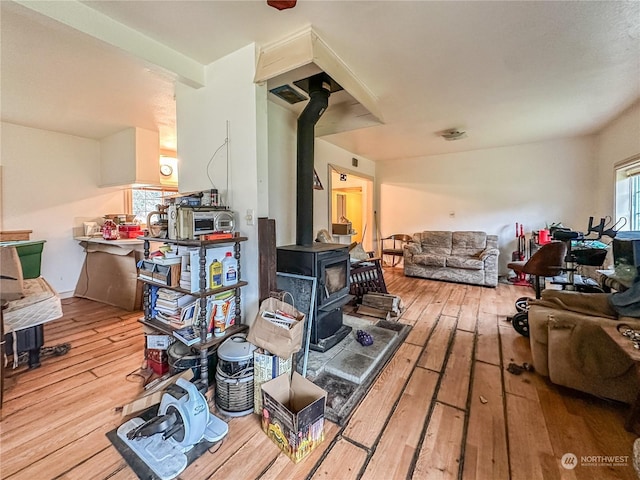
[209, 259, 222, 288]
[222, 252, 238, 286]
[213, 302, 226, 337]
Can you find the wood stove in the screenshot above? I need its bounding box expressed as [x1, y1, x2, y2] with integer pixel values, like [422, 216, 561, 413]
[277, 243, 352, 352]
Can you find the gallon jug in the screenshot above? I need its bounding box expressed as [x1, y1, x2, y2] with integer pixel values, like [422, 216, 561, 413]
[209, 259, 223, 288]
[222, 252, 238, 286]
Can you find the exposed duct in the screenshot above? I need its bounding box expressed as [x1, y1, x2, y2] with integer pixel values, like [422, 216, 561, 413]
[296, 73, 331, 246]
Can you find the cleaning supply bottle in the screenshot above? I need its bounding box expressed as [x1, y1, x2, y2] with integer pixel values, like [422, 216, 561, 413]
[222, 252, 238, 286]
[213, 302, 226, 337]
[209, 258, 222, 288]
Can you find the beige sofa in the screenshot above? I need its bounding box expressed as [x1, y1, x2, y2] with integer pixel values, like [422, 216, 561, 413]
[529, 290, 640, 404]
[403, 231, 499, 287]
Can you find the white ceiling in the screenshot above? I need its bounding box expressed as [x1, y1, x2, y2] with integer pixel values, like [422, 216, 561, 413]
[1, 0, 639, 161]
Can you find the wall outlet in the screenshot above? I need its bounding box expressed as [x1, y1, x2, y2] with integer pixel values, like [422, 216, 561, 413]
[246, 209, 255, 226]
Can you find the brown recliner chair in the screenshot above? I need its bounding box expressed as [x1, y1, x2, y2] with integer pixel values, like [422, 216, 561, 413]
[529, 289, 640, 404]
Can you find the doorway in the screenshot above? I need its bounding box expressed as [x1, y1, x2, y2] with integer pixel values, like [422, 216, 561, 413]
[328, 165, 374, 252]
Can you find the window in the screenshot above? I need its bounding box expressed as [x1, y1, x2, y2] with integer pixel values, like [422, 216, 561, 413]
[614, 154, 640, 231]
[127, 187, 177, 225]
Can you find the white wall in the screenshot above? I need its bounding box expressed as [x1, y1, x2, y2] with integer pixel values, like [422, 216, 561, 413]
[594, 100, 640, 219]
[314, 140, 376, 242]
[376, 137, 598, 275]
[0, 122, 124, 295]
[176, 44, 266, 321]
[266, 102, 377, 248]
[267, 101, 297, 247]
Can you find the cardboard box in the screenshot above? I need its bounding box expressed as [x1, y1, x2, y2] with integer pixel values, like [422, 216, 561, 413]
[74, 241, 143, 311]
[261, 372, 327, 463]
[253, 349, 292, 414]
[0, 246, 24, 301]
[247, 297, 305, 359]
[147, 348, 168, 375]
[120, 369, 194, 417]
[146, 334, 172, 350]
[332, 223, 352, 235]
[152, 263, 181, 286]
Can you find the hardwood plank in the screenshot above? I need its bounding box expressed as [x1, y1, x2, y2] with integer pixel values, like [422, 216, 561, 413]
[413, 402, 465, 480]
[0, 371, 96, 417]
[432, 282, 455, 306]
[310, 437, 368, 480]
[343, 343, 422, 447]
[417, 315, 456, 372]
[4, 422, 115, 479]
[180, 414, 263, 478]
[259, 422, 341, 480]
[206, 422, 282, 480]
[360, 368, 439, 480]
[479, 287, 498, 314]
[401, 280, 441, 324]
[506, 393, 568, 480]
[404, 306, 438, 346]
[3, 341, 142, 400]
[462, 362, 509, 480]
[475, 311, 500, 366]
[437, 330, 474, 409]
[441, 283, 466, 317]
[57, 446, 129, 480]
[498, 321, 542, 399]
[457, 296, 479, 332]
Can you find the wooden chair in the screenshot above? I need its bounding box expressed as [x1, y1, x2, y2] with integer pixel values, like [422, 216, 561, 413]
[381, 234, 412, 266]
[350, 255, 387, 303]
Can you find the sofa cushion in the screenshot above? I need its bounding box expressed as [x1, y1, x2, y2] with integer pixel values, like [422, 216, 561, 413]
[413, 253, 446, 268]
[446, 256, 484, 270]
[418, 231, 452, 256]
[451, 231, 487, 257]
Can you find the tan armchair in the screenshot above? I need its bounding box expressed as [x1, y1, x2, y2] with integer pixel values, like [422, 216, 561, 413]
[529, 289, 640, 404]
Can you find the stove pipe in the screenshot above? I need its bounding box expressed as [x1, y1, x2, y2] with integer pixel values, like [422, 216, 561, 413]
[296, 74, 331, 246]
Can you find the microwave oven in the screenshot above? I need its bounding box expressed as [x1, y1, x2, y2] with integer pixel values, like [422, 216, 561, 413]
[167, 205, 235, 240]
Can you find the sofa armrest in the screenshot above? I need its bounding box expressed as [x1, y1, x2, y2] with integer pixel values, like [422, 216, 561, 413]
[405, 242, 422, 256]
[478, 247, 499, 261]
[530, 290, 617, 319]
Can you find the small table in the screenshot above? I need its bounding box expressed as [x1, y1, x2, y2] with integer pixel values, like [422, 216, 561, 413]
[602, 325, 640, 433]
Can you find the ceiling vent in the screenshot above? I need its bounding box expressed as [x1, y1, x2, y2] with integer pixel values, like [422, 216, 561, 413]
[255, 27, 382, 136]
[440, 129, 467, 141]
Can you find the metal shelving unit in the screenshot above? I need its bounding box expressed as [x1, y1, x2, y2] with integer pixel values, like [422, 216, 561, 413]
[138, 235, 248, 388]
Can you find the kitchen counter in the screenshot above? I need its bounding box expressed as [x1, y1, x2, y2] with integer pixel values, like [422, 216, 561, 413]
[74, 236, 145, 247]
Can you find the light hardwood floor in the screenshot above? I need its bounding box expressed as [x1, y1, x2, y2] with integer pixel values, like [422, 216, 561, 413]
[1, 269, 638, 479]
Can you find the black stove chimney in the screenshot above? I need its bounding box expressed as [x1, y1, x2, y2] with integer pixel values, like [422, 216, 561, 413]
[296, 74, 331, 246]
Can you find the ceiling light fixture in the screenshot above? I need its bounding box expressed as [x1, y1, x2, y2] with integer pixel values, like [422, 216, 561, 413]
[267, 0, 297, 10]
[440, 129, 467, 141]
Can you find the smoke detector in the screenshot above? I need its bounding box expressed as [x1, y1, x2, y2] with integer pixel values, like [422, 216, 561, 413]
[440, 129, 467, 141]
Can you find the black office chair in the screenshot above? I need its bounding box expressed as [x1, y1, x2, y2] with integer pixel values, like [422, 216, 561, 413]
[381, 234, 412, 267]
[507, 241, 567, 336]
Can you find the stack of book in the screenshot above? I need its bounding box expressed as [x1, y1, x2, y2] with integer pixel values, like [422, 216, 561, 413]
[154, 288, 198, 327]
[179, 270, 192, 291]
[173, 325, 212, 346]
